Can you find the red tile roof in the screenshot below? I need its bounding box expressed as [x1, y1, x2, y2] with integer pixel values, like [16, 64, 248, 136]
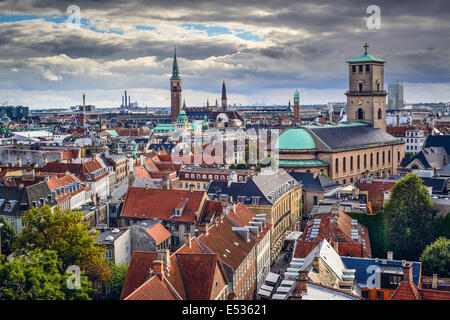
[121, 187, 206, 223]
[225, 202, 271, 242]
[133, 166, 151, 178]
[120, 251, 157, 300]
[297, 210, 371, 258]
[355, 180, 396, 209]
[146, 223, 171, 245]
[176, 253, 220, 300]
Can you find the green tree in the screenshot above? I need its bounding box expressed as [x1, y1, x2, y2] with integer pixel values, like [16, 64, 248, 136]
[15, 206, 111, 284]
[420, 237, 450, 278]
[0, 249, 93, 300]
[383, 173, 437, 260]
[104, 262, 129, 300]
[0, 216, 16, 258]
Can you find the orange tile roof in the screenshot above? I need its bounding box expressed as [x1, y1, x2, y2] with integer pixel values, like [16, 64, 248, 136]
[124, 275, 176, 300]
[146, 223, 171, 245]
[226, 202, 271, 242]
[133, 166, 151, 178]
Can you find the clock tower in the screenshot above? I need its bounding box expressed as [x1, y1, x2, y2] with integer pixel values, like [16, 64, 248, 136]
[346, 44, 387, 131]
[170, 47, 182, 122]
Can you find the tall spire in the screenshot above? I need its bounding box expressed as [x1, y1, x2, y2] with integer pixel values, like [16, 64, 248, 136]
[183, 98, 186, 109]
[171, 46, 181, 80]
[221, 80, 227, 100]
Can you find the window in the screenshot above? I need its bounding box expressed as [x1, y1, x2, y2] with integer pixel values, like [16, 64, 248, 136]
[378, 108, 382, 120]
[343, 157, 346, 172]
[350, 156, 353, 170]
[359, 65, 363, 73]
[357, 155, 360, 169]
[398, 150, 401, 162]
[376, 152, 379, 165]
[357, 108, 364, 119]
[370, 153, 373, 167]
[358, 83, 363, 92]
[105, 250, 112, 260]
[382, 151, 385, 164]
[388, 150, 391, 163]
[313, 196, 318, 205]
[366, 65, 370, 72]
[364, 154, 367, 168]
[352, 65, 356, 73]
[335, 158, 339, 173]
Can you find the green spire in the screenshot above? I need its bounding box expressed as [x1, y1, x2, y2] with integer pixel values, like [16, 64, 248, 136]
[207, 97, 209, 107]
[171, 46, 181, 80]
[202, 115, 209, 131]
[183, 98, 186, 109]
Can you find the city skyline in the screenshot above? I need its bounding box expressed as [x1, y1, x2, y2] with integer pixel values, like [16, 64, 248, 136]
[1, 0, 450, 109]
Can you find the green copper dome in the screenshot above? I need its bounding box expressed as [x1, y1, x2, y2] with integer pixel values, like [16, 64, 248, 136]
[176, 110, 188, 123]
[347, 53, 385, 63]
[275, 128, 316, 150]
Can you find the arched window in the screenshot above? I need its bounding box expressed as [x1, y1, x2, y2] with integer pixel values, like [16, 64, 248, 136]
[364, 154, 367, 168]
[382, 151, 385, 164]
[350, 156, 353, 170]
[357, 155, 360, 169]
[376, 152, 379, 165]
[359, 82, 364, 92]
[388, 150, 391, 163]
[378, 108, 382, 119]
[357, 108, 364, 120]
[343, 157, 346, 172]
[335, 158, 339, 173]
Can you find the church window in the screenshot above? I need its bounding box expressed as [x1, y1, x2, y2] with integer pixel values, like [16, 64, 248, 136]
[383, 151, 385, 164]
[364, 154, 367, 168]
[388, 150, 391, 163]
[343, 157, 346, 172]
[370, 153, 373, 167]
[335, 158, 339, 173]
[357, 108, 364, 120]
[357, 155, 360, 169]
[378, 108, 382, 119]
[376, 152, 379, 165]
[350, 156, 353, 170]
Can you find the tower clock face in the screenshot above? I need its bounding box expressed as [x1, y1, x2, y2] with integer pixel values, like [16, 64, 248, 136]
[357, 99, 363, 105]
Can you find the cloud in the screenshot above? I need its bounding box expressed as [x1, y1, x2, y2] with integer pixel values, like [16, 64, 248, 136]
[0, 0, 449, 107]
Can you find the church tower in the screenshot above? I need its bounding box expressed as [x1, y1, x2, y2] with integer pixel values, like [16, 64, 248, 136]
[170, 47, 182, 122]
[221, 80, 227, 111]
[346, 43, 387, 131]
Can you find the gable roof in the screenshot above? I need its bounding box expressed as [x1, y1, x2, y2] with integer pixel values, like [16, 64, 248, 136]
[120, 251, 157, 300]
[290, 172, 341, 192]
[121, 187, 206, 223]
[424, 135, 450, 154]
[124, 275, 176, 300]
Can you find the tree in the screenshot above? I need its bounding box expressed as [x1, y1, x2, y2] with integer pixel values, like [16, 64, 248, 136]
[0, 216, 16, 258]
[15, 206, 111, 284]
[0, 249, 93, 300]
[383, 173, 437, 260]
[104, 263, 129, 300]
[420, 237, 450, 278]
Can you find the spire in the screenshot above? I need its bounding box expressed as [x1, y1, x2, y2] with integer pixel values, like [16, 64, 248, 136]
[363, 43, 369, 55]
[183, 98, 186, 109]
[221, 80, 227, 100]
[207, 97, 209, 107]
[171, 46, 181, 80]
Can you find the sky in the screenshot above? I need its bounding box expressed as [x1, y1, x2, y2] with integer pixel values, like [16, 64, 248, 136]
[0, 0, 449, 109]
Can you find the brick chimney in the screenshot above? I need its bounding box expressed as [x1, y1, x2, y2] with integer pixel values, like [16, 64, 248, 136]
[291, 270, 308, 299]
[403, 262, 413, 282]
[151, 260, 164, 281]
[432, 274, 438, 289]
[184, 233, 192, 248]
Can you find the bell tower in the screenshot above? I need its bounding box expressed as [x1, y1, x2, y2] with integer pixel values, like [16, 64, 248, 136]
[170, 47, 182, 122]
[346, 43, 387, 131]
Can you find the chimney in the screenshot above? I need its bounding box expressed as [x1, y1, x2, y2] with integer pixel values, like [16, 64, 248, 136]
[333, 241, 339, 254]
[432, 274, 438, 289]
[291, 270, 308, 299]
[402, 262, 413, 282]
[387, 251, 393, 260]
[151, 260, 164, 281]
[184, 233, 192, 248]
[145, 184, 150, 190]
[156, 249, 171, 269]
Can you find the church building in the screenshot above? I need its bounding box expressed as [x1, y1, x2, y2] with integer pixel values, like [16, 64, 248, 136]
[276, 45, 405, 185]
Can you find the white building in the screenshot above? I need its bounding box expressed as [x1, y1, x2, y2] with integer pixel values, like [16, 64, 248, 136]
[405, 129, 426, 154]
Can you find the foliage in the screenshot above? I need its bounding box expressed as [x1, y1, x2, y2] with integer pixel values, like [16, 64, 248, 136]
[0, 216, 16, 258]
[0, 249, 93, 300]
[320, 171, 329, 178]
[15, 205, 111, 283]
[383, 173, 437, 260]
[348, 211, 388, 259]
[104, 262, 129, 300]
[420, 237, 450, 277]
[435, 214, 450, 238]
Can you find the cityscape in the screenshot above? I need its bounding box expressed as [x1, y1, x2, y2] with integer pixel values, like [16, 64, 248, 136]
[0, 0, 449, 310]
